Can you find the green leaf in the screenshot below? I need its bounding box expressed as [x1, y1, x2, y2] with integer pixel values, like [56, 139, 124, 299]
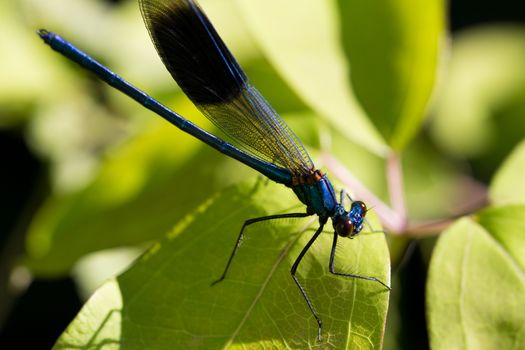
[490, 139, 525, 205]
[54, 180, 390, 349]
[338, 0, 445, 150]
[235, 0, 388, 156]
[477, 205, 525, 271]
[427, 216, 525, 349]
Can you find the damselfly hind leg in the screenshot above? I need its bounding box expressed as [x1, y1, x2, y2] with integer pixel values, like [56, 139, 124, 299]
[211, 212, 311, 286]
[290, 219, 327, 341]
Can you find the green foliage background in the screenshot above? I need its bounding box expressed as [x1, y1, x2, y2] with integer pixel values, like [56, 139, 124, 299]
[1, 0, 525, 349]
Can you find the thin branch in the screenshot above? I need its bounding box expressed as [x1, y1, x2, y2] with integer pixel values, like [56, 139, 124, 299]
[404, 219, 457, 237]
[452, 175, 489, 216]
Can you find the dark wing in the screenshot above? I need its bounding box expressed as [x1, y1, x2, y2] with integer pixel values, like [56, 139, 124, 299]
[139, 0, 314, 174]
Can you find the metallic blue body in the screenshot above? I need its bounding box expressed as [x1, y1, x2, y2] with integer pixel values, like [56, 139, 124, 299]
[292, 176, 338, 218]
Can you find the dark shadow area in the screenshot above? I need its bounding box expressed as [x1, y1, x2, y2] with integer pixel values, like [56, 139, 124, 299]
[450, 0, 525, 32]
[0, 278, 82, 349]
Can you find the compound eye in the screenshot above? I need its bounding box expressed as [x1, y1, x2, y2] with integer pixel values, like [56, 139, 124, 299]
[352, 201, 367, 216]
[335, 220, 354, 238]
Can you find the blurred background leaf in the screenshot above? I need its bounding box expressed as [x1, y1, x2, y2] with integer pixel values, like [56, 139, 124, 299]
[430, 26, 525, 180]
[236, 0, 388, 156]
[490, 139, 525, 205]
[477, 205, 525, 269]
[338, 0, 446, 151]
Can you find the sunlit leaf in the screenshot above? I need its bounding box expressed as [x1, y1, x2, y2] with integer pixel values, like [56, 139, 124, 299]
[54, 180, 390, 349]
[338, 0, 445, 150]
[72, 247, 143, 300]
[427, 216, 525, 349]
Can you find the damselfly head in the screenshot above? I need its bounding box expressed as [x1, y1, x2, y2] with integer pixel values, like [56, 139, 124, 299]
[333, 201, 367, 238]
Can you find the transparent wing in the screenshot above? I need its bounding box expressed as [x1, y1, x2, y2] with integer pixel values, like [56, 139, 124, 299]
[139, 0, 314, 174]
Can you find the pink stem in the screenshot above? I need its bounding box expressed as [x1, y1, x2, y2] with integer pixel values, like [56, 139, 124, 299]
[386, 152, 407, 230]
